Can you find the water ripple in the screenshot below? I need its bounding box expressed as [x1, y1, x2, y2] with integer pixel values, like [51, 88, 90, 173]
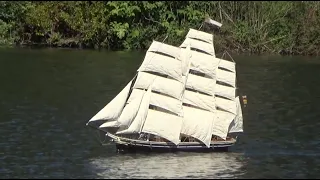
[89, 153, 246, 179]
[1, 50, 320, 178]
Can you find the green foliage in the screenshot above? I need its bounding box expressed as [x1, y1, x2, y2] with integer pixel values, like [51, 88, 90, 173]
[0, 19, 14, 45]
[0, 1, 320, 55]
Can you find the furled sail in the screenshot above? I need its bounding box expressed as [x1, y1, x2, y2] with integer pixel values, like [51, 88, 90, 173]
[228, 96, 243, 133]
[87, 80, 132, 128]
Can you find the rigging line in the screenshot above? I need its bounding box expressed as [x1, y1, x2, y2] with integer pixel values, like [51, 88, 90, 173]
[98, 129, 108, 144]
[224, 50, 235, 63]
[143, 35, 171, 77]
[198, 22, 204, 30]
[199, 17, 216, 56]
[142, 36, 182, 84]
[221, 51, 227, 59]
[90, 128, 105, 145]
[162, 34, 168, 43]
[219, 50, 237, 88]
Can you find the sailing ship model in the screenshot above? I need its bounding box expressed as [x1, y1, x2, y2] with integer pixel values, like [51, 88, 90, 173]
[86, 18, 244, 152]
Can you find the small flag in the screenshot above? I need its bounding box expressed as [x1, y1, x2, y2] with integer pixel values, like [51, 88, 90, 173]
[242, 95, 247, 107]
[205, 17, 222, 28]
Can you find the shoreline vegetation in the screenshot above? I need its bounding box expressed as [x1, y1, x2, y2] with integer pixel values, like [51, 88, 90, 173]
[1, 1, 320, 55]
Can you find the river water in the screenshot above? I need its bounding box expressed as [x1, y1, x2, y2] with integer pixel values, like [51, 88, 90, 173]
[0, 48, 320, 179]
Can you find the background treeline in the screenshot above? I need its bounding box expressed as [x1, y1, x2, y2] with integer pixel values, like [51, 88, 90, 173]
[1, 1, 320, 55]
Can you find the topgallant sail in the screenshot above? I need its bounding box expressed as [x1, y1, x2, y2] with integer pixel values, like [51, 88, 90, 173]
[86, 18, 244, 153]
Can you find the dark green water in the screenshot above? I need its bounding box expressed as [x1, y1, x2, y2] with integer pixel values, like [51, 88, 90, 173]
[1, 48, 320, 178]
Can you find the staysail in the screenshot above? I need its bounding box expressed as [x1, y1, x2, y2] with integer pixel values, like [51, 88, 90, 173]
[87, 80, 133, 128]
[116, 86, 152, 134]
[228, 96, 243, 133]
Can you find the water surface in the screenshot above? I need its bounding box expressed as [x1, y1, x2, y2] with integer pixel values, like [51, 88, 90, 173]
[1, 48, 320, 178]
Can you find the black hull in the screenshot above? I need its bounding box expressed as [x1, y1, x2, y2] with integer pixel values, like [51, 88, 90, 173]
[115, 143, 229, 153]
[104, 132, 236, 153]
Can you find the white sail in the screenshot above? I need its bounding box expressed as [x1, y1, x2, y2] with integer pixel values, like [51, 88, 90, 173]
[180, 46, 192, 76]
[87, 80, 132, 126]
[189, 51, 219, 78]
[212, 110, 236, 140]
[179, 41, 218, 146]
[180, 38, 215, 56]
[148, 40, 181, 58]
[181, 44, 192, 88]
[99, 121, 119, 128]
[142, 109, 183, 145]
[215, 96, 236, 114]
[133, 72, 184, 100]
[181, 106, 214, 147]
[216, 69, 236, 87]
[218, 58, 236, 72]
[118, 43, 186, 144]
[138, 51, 182, 82]
[229, 96, 243, 133]
[186, 74, 216, 96]
[116, 86, 152, 134]
[215, 84, 235, 100]
[185, 28, 213, 44]
[183, 89, 216, 112]
[149, 91, 183, 116]
[99, 89, 145, 128]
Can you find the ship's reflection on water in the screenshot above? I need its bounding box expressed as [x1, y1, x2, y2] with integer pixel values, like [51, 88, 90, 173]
[89, 151, 246, 179]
